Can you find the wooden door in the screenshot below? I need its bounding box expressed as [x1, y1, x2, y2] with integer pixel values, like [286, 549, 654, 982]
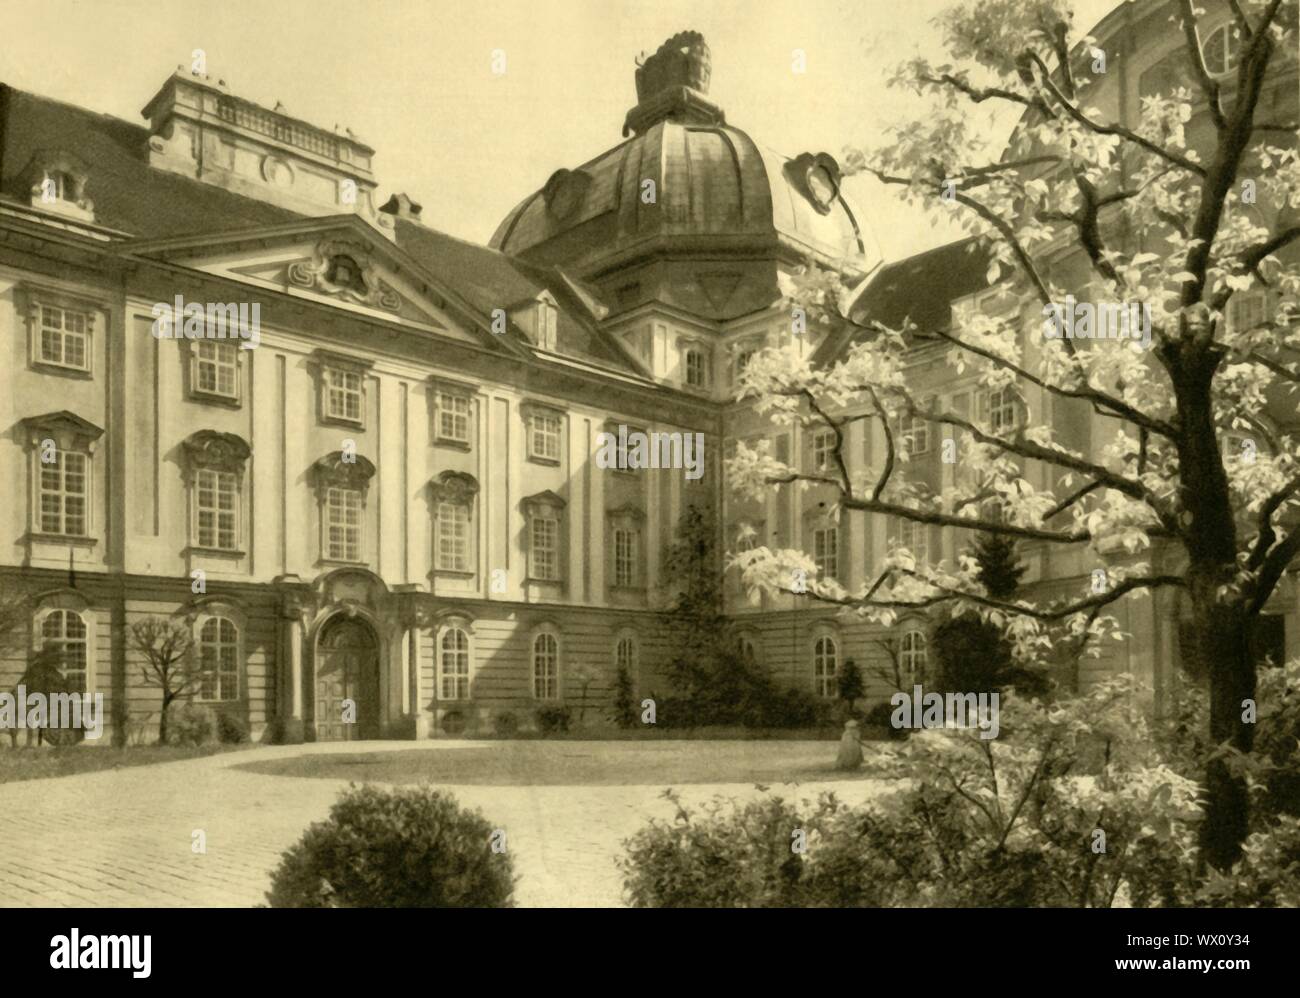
[314, 618, 379, 741]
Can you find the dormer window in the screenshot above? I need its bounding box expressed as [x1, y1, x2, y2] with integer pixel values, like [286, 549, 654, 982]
[25, 154, 94, 221]
[511, 293, 559, 351]
[42, 171, 75, 203]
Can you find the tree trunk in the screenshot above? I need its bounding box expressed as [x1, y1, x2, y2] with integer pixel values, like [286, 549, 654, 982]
[1190, 593, 1256, 870]
[158, 693, 173, 746]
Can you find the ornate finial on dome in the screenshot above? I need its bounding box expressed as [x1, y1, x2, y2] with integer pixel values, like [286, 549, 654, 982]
[635, 31, 711, 101]
[624, 31, 725, 137]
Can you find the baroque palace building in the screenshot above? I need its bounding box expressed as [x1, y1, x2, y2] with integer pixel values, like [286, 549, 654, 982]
[1, 2, 1296, 743]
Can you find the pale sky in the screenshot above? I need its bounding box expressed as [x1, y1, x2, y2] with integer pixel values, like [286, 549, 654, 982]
[1, 0, 1118, 261]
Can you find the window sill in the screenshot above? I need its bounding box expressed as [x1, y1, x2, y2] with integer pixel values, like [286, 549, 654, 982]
[434, 568, 475, 579]
[27, 532, 97, 547]
[319, 557, 369, 569]
[526, 575, 564, 585]
[527, 455, 561, 467]
[187, 546, 246, 559]
[321, 415, 365, 431]
[189, 390, 242, 409]
[434, 437, 472, 451]
[32, 361, 93, 380]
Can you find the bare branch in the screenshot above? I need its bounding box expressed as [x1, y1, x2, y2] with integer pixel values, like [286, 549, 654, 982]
[1180, 0, 1228, 130]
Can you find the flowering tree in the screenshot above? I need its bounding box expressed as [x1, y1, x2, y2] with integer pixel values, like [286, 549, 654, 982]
[730, 0, 1299, 869]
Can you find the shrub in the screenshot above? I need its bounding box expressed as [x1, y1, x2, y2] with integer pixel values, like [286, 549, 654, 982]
[535, 704, 571, 735]
[124, 712, 156, 747]
[215, 712, 248, 744]
[864, 699, 907, 739]
[265, 784, 516, 908]
[620, 680, 1219, 907]
[663, 647, 831, 729]
[493, 711, 519, 737]
[611, 665, 638, 729]
[836, 659, 866, 707]
[166, 702, 215, 746]
[620, 789, 912, 908]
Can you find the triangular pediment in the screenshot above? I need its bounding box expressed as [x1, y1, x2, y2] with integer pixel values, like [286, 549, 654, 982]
[116, 216, 531, 356]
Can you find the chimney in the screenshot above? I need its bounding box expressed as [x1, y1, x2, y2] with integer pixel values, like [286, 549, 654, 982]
[380, 192, 424, 224]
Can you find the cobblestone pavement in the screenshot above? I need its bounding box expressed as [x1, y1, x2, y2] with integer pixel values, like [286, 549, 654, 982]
[0, 742, 885, 907]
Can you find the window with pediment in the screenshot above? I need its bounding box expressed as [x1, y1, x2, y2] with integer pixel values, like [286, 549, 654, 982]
[183, 431, 251, 553]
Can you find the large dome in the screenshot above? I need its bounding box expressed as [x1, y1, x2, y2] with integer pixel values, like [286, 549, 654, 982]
[489, 32, 878, 290]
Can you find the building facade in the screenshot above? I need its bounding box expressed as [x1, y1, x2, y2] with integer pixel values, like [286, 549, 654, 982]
[0, 5, 1296, 744]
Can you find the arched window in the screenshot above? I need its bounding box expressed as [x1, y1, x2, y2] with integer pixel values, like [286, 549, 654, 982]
[533, 631, 559, 699]
[900, 629, 928, 681]
[440, 627, 471, 700]
[42, 170, 75, 202]
[197, 616, 239, 701]
[813, 635, 838, 698]
[40, 609, 88, 692]
[616, 635, 637, 674]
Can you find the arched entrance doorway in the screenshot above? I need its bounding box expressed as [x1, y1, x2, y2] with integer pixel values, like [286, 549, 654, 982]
[312, 615, 380, 741]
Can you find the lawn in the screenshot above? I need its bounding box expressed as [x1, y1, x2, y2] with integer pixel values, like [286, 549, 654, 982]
[0, 743, 254, 784]
[234, 739, 881, 786]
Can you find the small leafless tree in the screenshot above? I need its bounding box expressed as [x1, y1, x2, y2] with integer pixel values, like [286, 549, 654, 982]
[129, 617, 201, 745]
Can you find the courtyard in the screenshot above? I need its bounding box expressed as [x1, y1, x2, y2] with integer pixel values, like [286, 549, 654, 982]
[0, 740, 888, 908]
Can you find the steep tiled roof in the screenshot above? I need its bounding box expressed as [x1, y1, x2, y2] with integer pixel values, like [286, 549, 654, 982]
[0, 84, 641, 375]
[850, 236, 990, 332]
[0, 86, 298, 236]
[393, 219, 638, 371]
[812, 236, 991, 367]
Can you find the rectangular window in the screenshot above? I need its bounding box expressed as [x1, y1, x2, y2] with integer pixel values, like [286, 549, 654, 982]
[901, 411, 930, 455]
[195, 341, 238, 399]
[902, 518, 929, 564]
[195, 468, 239, 550]
[1227, 291, 1269, 334]
[437, 502, 470, 572]
[530, 413, 562, 462]
[814, 527, 838, 582]
[38, 449, 88, 536]
[437, 392, 472, 444]
[531, 514, 559, 581]
[38, 305, 90, 371]
[614, 528, 638, 587]
[325, 487, 363, 562]
[812, 429, 837, 470]
[982, 387, 1018, 434]
[685, 349, 707, 387]
[325, 368, 363, 423]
